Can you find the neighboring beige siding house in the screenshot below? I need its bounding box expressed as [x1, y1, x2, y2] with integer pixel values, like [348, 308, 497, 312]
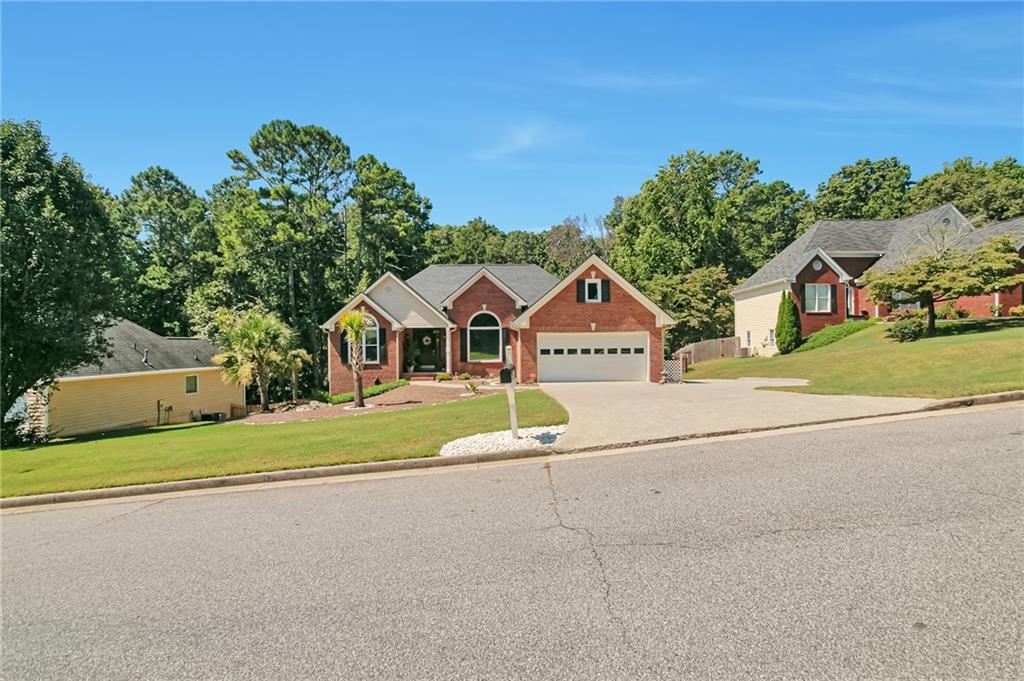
[27, 320, 245, 438]
[733, 281, 788, 357]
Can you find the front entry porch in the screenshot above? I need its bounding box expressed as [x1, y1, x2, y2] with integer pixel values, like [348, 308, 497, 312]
[401, 328, 450, 376]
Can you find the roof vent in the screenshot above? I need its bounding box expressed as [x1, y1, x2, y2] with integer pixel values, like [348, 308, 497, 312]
[143, 349, 149, 364]
[194, 354, 200, 361]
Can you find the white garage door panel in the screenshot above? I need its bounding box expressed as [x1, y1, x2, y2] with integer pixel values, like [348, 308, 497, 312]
[537, 332, 648, 382]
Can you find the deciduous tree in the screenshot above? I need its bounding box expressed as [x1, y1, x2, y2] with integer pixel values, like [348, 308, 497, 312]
[0, 120, 126, 426]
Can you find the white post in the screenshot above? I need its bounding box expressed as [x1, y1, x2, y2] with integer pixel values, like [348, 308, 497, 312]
[505, 344, 518, 439]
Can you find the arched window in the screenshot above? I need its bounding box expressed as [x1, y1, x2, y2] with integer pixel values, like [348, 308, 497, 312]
[348, 316, 380, 364]
[467, 311, 501, 362]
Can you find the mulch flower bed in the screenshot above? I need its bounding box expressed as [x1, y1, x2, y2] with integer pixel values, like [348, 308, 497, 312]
[236, 384, 479, 425]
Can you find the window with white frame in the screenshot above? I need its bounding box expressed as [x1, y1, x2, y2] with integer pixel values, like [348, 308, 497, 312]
[185, 375, 198, 394]
[804, 283, 831, 313]
[348, 317, 380, 364]
[468, 312, 501, 362]
[585, 278, 601, 303]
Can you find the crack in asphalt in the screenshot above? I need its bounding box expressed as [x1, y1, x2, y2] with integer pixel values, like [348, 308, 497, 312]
[12, 499, 166, 550]
[542, 462, 633, 652]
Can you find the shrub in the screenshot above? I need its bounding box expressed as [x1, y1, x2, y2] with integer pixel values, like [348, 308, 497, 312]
[889, 317, 926, 343]
[986, 303, 1002, 317]
[793, 319, 872, 353]
[457, 372, 472, 380]
[937, 301, 970, 320]
[434, 373, 452, 381]
[463, 381, 479, 394]
[327, 379, 409, 405]
[774, 292, 801, 354]
[1009, 304, 1024, 317]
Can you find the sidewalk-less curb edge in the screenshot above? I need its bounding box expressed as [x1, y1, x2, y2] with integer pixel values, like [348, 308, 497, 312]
[4, 390, 1021, 509]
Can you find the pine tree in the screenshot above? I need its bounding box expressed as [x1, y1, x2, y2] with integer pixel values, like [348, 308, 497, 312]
[775, 292, 802, 354]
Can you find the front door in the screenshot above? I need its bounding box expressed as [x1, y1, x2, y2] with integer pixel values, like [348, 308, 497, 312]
[412, 329, 441, 371]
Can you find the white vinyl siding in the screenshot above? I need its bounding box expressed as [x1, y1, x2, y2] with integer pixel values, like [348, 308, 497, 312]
[733, 283, 787, 357]
[45, 369, 244, 437]
[366, 278, 447, 328]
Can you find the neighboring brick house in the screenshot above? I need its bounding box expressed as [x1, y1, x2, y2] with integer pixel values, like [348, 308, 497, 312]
[321, 255, 676, 392]
[733, 204, 1024, 356]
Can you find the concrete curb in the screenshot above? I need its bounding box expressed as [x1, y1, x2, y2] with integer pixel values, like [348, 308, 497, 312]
[4, 390, 1021, 510]
[923, 390, 1024, 411]
[0, 447, 547, 509]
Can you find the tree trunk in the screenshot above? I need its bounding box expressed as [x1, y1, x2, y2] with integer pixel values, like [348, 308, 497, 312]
[291, 368, 299, 403]
[308, 324, 322, 388]
[353, 368, 364, 408]
[258, 375, 270, 413]
[925, 297, 937, 336]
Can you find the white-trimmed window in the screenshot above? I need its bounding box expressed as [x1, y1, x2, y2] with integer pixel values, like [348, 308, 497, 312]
[467, 311, 501, 362]
[185, 375, 198, 394]
[805, 283, 831, 313]
[585, 278, 601, 303]
[349, 317, 380, 364]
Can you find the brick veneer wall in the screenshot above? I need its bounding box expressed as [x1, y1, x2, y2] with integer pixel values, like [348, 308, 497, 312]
[327, 305, 399, 395]
[517, 264, 663, 383]
[792, 259, 847, 336]
[448, 277, 520, 378]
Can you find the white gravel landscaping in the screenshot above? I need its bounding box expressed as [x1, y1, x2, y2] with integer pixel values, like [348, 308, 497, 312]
[440, 425, 566, 457]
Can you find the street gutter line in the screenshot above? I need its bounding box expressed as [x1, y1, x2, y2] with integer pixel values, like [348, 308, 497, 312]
[3, 400, 1021, 514]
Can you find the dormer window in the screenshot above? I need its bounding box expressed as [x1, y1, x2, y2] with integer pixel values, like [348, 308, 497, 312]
[585, 278, 601, 303]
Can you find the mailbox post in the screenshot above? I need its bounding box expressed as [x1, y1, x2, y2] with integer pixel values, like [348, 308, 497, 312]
[500, 345, 518, 439]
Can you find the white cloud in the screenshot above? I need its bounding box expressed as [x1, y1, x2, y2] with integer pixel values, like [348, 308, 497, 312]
[472, 123, 548, 162]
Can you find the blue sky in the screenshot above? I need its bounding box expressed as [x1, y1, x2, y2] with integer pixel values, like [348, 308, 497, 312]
[3, 2, 1021, 231]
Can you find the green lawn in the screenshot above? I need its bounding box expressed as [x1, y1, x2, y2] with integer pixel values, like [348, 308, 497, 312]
[688, 319, 1024, 398]
[1, 390, 567, 498]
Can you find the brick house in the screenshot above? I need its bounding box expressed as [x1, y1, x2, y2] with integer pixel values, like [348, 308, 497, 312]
[321, 255, 675, 392]
[733, 204, 1024, 356]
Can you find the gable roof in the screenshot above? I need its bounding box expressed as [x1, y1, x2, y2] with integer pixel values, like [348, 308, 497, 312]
[511, 255, 675, 328]
[319, 291, 406, 331]
[952, 215, 1024, 252]
[440, 267, 529, 308]
[62, 319, 222, 380]
[734, 204, 973, 293]
[406, 264, 558, 309]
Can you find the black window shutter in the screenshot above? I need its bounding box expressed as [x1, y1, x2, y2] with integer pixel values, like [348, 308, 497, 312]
[378, 327, 387, 365]
[459, 328, 467, 362]
[830, 285, 837, 313]
[799, 287, 807, 313]
[601, 279, 611, 303]
[340, 336, 349, 364]
[576, 280, 585, 302]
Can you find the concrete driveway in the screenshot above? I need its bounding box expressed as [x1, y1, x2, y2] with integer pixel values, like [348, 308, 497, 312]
[541, 378, 936, 450]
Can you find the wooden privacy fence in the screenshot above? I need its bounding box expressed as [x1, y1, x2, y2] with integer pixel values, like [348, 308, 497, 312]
[676, 336, 743, 366]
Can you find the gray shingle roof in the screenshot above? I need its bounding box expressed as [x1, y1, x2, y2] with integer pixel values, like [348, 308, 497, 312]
[405, 264, 559, 309]
[734, 204, 984, 291]
[64, 320, 223, 379]
[954, 215, 1024, 251]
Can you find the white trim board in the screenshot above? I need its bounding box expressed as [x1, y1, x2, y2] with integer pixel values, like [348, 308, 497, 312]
[58, 366, 223, 383]
[788, 248, 852, 282]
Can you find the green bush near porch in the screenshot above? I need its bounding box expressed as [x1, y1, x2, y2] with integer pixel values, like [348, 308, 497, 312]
[327, 379, 409, 404]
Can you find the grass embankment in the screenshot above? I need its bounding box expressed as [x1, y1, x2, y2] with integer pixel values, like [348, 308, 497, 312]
[1, 390, 568, 498]
[688, 319, 1024, 398]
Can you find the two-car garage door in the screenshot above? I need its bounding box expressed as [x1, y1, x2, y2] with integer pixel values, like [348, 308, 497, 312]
[537, 332, 648, 382]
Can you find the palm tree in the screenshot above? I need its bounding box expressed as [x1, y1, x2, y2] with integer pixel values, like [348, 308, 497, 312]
[215, 309, 297, 412]
[338, 310, 372, 408]
[283, 348, 311, 403]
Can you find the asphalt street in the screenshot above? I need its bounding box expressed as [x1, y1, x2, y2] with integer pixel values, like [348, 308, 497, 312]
[3, 406, 1022, 680]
